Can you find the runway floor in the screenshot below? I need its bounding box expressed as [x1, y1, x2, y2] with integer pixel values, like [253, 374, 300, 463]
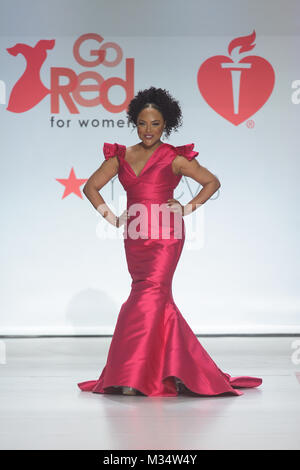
[0, 336, 299, 450]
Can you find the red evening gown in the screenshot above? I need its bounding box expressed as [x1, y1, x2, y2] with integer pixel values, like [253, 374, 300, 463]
[77, 142, 262, 397]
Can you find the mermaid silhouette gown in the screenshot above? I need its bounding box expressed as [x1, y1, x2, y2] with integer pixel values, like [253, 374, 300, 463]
[77, 142, 262, 397]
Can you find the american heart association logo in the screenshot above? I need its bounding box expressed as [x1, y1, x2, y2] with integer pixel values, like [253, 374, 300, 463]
[197, 30, 275, 125]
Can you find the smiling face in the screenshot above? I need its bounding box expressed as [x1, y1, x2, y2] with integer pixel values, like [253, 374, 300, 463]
[136, 106, 166, 148]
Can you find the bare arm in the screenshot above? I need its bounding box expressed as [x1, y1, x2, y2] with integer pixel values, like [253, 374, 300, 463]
[172, 156, 221, 216]
[83, 156, 125, 226]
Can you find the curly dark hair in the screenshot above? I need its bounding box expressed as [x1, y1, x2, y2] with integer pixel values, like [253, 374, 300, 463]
[126, 86, 183, 138]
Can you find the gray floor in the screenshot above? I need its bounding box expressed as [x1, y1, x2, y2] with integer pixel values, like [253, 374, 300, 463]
[0, 336, 299, 450]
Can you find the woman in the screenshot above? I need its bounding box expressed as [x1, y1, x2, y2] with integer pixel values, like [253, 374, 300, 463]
[77, 87, 262, 397]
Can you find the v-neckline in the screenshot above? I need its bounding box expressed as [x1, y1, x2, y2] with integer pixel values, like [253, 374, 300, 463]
[124, 143, 165, 179]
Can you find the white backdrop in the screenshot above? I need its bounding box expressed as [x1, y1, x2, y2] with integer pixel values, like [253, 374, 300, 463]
[1, 0, 299, 335]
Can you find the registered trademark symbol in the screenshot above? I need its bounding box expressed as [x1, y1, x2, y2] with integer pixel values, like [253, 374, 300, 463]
[246, 119, 255, 128]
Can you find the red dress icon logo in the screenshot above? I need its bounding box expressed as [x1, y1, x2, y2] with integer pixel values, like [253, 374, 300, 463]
[197, 30, 275, 125]
[6, 39, 55, 113]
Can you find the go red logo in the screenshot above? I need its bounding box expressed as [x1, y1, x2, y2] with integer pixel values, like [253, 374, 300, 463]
[197, 30, 275, 125]
[6, 33, 134, 114]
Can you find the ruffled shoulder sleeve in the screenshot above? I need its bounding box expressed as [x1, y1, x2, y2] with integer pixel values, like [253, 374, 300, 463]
[174, 143, 199, 161]
[103, 142, 126, 160]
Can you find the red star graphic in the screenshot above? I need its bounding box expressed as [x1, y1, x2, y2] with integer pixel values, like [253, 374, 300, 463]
[56, 167, 87, 199]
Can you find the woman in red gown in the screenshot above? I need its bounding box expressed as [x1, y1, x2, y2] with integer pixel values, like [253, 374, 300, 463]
[77, 87, 262, 397]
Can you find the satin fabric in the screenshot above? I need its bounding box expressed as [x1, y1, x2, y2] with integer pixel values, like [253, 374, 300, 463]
[77, 142, 262, 397]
